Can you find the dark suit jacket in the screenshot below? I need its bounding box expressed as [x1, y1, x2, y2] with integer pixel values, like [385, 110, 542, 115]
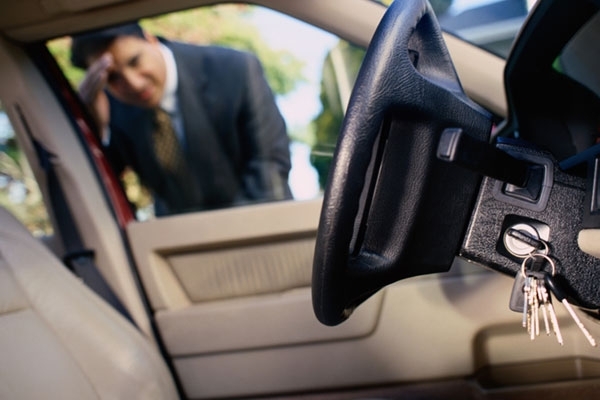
[106, 40, 292, 215]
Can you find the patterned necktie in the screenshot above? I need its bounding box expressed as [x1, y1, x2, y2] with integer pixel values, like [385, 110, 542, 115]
[151, 108, 204, 213]
[152, 108, 184, 173]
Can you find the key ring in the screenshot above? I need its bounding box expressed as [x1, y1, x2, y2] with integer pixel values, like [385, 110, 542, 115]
[535, 240, 549, 256]
[520, 252, 556, 278]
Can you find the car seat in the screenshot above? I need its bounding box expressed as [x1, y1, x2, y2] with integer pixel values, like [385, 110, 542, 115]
[0, 206, 179, 399]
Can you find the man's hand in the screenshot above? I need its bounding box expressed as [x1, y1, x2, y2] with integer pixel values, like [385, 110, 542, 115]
[78, 53, 113, 143]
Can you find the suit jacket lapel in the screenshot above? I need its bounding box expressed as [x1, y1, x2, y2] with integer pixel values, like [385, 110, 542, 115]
[168, 41, 240, 203]
[109, 100, 156, 166]
[174, 51, 213, 157]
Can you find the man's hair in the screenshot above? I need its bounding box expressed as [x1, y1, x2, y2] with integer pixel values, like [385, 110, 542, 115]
[70, 23, 145, 69]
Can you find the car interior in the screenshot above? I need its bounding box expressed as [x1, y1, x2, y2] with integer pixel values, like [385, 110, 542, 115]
[1, 0, 600, 399]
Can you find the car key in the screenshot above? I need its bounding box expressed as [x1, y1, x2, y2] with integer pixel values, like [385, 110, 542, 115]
[509, 271, 527, 313]
[512, 252, 565, 344]
[537, 277, 563, 344]
[530, 270, 563, 343]
[524, 276, 532, 330]
[536, 282, 551, 336]
[525, 276, 536, 339]
[508, 234, 549, 315]
[516, 271, 544, 339]
[509, 272, 535, 330]
[544, 273, 597, 347]
[531, 277, 540, 338]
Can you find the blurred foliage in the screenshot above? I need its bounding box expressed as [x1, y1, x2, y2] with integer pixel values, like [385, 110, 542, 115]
[0, 134, 53, 236]
[47, 37, 86, 90]
[118, 167, 153, 219]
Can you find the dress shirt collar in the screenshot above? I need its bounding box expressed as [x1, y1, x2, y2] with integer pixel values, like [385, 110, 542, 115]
[158, 43, 178, 114]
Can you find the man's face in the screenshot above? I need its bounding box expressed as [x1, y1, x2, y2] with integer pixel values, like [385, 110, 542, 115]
[90, 34, 167, 109]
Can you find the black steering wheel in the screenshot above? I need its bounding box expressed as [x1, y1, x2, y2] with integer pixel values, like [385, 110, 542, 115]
[312, 0, 493, 326]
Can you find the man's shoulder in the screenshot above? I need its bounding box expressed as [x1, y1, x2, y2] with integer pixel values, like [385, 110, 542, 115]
[163, 40, 247, 58]
[165, 40, 255, 66]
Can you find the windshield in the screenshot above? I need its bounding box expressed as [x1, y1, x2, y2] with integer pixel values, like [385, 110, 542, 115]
[376, 0, 537, 58]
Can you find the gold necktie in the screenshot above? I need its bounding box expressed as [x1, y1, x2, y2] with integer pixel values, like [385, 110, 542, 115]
[152, 108, 184, 173]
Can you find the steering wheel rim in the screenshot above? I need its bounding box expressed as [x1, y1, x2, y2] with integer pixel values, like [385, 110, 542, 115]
[312, 0, 493, 326]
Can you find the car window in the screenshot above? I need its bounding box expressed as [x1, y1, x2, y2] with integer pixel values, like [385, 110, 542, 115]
[376, 0, 536, 58]
[437, 0, 534, 58]
[47, 4, 363, 220]
[0, 101, 53, 236]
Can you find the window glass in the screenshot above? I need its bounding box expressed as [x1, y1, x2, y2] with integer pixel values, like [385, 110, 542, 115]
[376, 0, 537, 58]
[436, 0, 532, 58]
[0, 102, 53, 236]
[47, 4, 363, 219]
[556, 12, 600, 102]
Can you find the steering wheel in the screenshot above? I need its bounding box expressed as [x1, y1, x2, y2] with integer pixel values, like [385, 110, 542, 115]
[312, 0, 493, 326]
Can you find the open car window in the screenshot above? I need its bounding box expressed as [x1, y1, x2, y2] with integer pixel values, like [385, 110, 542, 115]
[46, 4, 366, 220]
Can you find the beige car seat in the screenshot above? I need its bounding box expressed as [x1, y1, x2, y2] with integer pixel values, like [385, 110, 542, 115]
[0, 206, 179, 399]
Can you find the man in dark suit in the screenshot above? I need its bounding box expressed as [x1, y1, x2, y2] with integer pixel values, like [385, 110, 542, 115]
[71, 23, 292, 216]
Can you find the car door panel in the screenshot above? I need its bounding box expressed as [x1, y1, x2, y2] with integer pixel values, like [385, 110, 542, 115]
[158, 259, 600, 399]
[126, 199, 383, 354]
[155, 287, 383, 355]
[126, 200, 321, 309]
[166, 237, 315, 303]
[125, 198, 385, 396]
[126, 190, 600, 399]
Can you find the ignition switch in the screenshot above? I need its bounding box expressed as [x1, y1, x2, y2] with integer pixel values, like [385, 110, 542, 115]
[504, 223, 543, 256]
[497, 216, 550, 261]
